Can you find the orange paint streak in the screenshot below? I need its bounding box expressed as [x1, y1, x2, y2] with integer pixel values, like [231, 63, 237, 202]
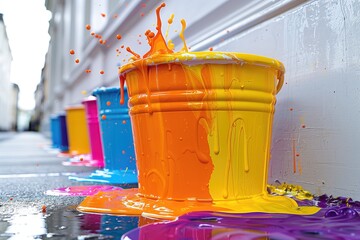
[119, 75, 125, 105]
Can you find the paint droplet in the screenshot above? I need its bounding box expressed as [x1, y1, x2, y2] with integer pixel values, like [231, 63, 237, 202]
[85, 69, 92, 73]
[301, 124, 306, 128]
[101, 115, 106, 120]
[296, 153, 300, 157]
[106, 101, 111, 106]
[75, 58, 80, 64]
[9, 198, 13, 201]
[100, 70, 105, 74]
[91, 32, 95, 36]
[101, 13, 106, 17]
[85, 24, 91, 30]
[42, 205, 47, 213]
[116, 34, 122, 40]
[69, 49, 75, 55]
[209, 47, 213, 51]
[289, 108, 293, 111]
[122, 120, 126, 124]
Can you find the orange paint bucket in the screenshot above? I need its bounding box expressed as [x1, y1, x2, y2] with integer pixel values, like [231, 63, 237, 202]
[65, 105, 90, 156]
[78, 52, 319, 219]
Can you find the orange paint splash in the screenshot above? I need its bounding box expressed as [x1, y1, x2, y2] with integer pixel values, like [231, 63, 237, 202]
[116, 34, 122, 40]
[143, 3, 173, 58]
[75, 58, 80, 64]
[126, 47, 141, 59]
[100, 70, 105, 74]
[69, 49, 75, 55]
[85, 24, 91, 30]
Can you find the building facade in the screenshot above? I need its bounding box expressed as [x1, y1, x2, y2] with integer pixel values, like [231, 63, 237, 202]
[42, 0, 360, 199]
[0, 13, 15, 131]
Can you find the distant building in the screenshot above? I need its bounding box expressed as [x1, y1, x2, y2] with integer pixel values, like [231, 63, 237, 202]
[30, 66, 46, 132]
[11, 83, 19, 131]
[0, 13, 14, 131]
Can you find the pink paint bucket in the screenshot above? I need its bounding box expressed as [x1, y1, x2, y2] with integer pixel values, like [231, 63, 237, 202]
[63, 97, 104, 168]
[82, 96, 104, 167]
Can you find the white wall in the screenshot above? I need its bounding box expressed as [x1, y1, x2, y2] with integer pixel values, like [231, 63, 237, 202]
[0, 15, 13, 131]
[44, 0, 360, 199]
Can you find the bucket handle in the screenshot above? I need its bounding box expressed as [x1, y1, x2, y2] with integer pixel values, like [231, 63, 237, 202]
[276, 71, 284, 94]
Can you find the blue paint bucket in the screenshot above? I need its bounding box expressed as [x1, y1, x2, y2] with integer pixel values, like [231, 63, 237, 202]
[58, 114, 69, 152]
[50, 115, 60, 148]
[70, 87, 137, 184]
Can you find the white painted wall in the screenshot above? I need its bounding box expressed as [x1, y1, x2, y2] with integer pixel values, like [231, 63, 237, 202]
[0, 15, 14, 131]
[43, 0, 360, 199]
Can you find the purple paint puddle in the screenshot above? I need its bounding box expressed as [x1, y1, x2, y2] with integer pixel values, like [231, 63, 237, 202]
[123, 208, 360, 240]
[122, 194, 360, 240]
[45, 185, 122, 196]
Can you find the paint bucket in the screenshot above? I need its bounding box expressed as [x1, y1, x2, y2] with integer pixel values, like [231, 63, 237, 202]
[70, 87, 137, 184]
[50, 115, 60, 148]
[78, 52, 319, 218]
[58, 114, 69, 152]
[63, 97, 104, 167]
[65, 105, 90, 156]
[82, 96, 104, 167]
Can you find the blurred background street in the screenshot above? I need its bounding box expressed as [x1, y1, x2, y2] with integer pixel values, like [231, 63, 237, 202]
[0, 131, 140, 239]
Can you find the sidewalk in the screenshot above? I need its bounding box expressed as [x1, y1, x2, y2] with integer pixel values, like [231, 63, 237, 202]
[0, 131, 100, 217]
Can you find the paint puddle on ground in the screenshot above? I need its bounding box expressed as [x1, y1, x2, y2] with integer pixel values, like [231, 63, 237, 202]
[45, 185, 123, 196]
[0, 205, 141, 239]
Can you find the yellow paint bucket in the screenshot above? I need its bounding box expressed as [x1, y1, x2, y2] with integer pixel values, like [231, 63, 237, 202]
[78, 52, 319, 219]
[65, 105, 90, 156]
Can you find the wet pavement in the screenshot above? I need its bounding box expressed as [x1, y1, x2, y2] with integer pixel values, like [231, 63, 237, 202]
[0, 132, 141, 239]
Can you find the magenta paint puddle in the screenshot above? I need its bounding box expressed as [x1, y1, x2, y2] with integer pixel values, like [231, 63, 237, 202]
[62, 154, 103, 168]
[45, 185, 122, 196]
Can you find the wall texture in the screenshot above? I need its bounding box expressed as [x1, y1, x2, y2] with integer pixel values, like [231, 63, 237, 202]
[43, 0, 360, 199]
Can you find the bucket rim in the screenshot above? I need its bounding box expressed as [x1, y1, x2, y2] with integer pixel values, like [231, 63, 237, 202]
[118, 51, 285, 75]
[92, 86, 127, 96]
[81, 95, 97, 104]
[65, 105, 84, 111]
